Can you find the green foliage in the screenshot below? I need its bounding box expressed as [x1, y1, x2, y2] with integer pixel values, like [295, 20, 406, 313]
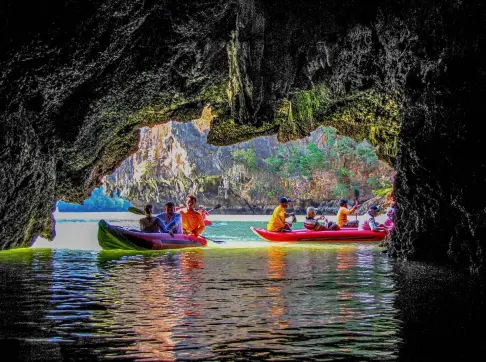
[306, 143, 326, 170]
[232, 148, 258, 170]
[322, 127, 337, 148]
[332, 183, 350, 198]
[256, 123, 386, 198]
[371, 180, 393, 197]
[337, 167, 354, 178]
[336, 137, 356, 158]
[266, 185, 290, 199]
[367, 176, 380, 189]
[265, 153, 286, 173]
[355, 140, 378, 166]
[287, 145, 303, 176]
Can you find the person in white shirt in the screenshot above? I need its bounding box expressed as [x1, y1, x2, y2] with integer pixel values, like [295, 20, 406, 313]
[156, 201, 183, 234]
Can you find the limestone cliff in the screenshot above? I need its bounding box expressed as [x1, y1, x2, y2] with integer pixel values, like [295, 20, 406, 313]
[1, 0, 485, 275]
[103, 121, 393, 213]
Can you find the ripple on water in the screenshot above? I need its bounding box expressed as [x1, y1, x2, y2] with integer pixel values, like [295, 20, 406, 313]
[5, 220, 483, 361]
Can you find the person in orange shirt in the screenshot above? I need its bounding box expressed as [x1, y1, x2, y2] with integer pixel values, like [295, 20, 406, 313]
[180, 195, 206, 236]
[336, 199, 359, 228]
[267, 197, 295, 232]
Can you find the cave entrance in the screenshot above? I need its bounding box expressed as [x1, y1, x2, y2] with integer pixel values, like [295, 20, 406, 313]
[100, 119, 395, 214]
[34, 116, 394, 249]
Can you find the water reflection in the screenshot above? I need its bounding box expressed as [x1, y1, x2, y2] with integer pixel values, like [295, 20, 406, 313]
[265, 247, 289, 329]
[5, 241, 484, 361]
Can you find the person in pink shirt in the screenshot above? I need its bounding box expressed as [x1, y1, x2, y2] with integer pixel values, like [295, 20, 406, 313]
[383, 207, 395, 231]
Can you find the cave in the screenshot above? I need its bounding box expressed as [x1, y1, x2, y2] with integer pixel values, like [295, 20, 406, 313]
[1, 0, 485, 275]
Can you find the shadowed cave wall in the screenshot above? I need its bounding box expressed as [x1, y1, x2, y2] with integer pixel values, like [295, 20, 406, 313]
[1, 0, 485, 274]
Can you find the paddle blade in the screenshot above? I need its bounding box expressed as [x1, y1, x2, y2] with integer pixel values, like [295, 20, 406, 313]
[203, 236, 226, 244]
[207, 204, 222, 213]
[211, 240, 226, 244]
[128, 206, 144, 215]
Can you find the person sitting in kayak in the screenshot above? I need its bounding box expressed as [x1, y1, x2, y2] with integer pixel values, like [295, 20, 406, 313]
[197, 205, 210, 221]
[304, 207, 340, 231]
[336, 199, 359, 228]
[139, 204, 173, 236]
[156, 201, 183, 234]
[267, 197, 295, 232]
[359, 205, 388, 232]
[180, 195, 206, 236]
[383, 206, 395, 231]
[304, 207, 327, 231]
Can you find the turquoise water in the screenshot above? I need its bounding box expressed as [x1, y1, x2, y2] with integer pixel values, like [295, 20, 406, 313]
[1, 214, 484, 361]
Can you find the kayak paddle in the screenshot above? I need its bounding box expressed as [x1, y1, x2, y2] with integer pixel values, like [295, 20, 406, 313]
[203, 236, 226, 244]
[206, 204, 222, 213]
[128, 206, 145, 215]
[353, 187, 360, 222]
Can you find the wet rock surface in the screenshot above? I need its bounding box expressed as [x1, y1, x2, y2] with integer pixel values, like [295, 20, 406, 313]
[1, 0, 485, 275]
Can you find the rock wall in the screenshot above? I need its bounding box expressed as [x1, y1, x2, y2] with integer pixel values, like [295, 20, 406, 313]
[103, 121, 393, 213]
[1, 0, 485, 275]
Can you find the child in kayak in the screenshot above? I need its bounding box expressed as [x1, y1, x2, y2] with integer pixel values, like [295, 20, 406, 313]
[304, 207, 340, 231]
[267, 197, 295, 232]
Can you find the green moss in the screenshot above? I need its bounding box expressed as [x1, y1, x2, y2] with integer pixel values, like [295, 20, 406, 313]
[274, 85, 334, 142]
[273, 86, 400, 164]
[198, 175, 222, 192]
[327, 90, 400, 164]
[126, 81, 230, 128]
[199, 82, 228, 105]
[207, 118, 279, 145]
[226, 31, 242, 115]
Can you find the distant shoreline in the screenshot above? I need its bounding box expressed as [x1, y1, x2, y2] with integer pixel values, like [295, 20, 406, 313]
[53, 211, 387, 223]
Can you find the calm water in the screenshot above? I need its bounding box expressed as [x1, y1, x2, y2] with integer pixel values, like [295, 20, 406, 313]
[1, 213, 484, 361]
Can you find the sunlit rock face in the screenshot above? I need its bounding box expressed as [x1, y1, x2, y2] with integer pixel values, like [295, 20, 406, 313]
[103, 120, 275, 210]
[103, 121, 393, 212]
[1, 0, 485, 275]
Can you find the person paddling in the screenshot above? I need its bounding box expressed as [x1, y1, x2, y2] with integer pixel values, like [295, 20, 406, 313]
[180, 195, 206, 236]
[197, 205, 210, 221]
[139, 204, 173, 236]
[336, 199, 359, 228]
[267, 197, 295, 232]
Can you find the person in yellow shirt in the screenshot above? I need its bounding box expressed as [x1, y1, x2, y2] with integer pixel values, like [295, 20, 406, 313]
[180, 195, 206, 236]
[267, 197, 295, 232]
[336, 199, 359, 228]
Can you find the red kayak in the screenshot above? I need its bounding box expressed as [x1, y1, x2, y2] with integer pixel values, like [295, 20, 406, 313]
[204, 219, 213, 226]
[250, 227, 387, 243]
[98, 220, 207, 250]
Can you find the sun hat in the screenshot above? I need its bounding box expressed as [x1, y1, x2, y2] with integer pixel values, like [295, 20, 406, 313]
[368, 205, 380, 215]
